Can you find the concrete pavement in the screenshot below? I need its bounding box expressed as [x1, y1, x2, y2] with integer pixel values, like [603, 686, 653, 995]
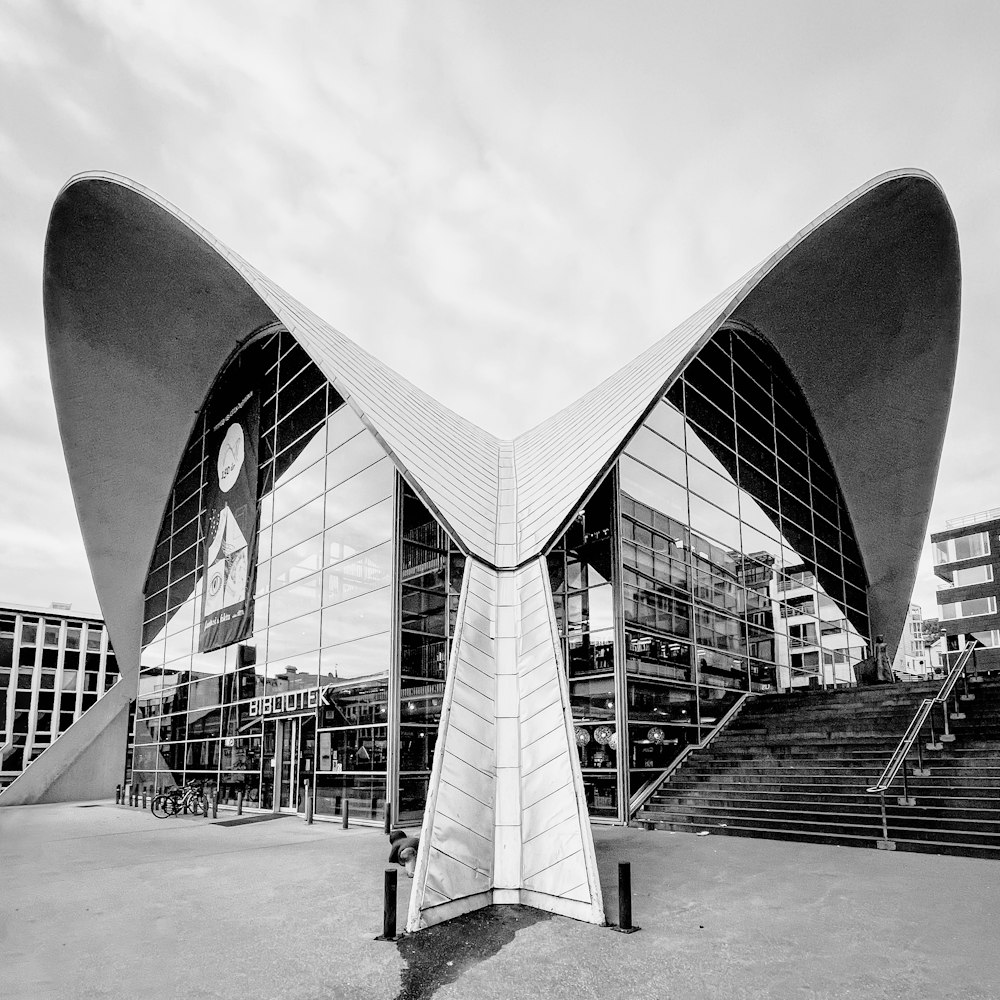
[2, 801, 998, 1000]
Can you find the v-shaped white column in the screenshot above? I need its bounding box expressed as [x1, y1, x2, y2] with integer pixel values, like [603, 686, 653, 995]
[406, 556, 605, 931]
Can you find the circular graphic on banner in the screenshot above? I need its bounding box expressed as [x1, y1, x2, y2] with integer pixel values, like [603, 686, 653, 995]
[217, 422, 245, 493]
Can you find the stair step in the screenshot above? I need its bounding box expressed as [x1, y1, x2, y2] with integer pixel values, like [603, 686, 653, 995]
[631, 821, 1000, 860]
[640, 801, 1000, 830]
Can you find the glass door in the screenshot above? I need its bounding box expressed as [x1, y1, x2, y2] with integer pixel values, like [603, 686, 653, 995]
[261, 721, 277, 810]
[297, 716, 316, 814]
[278, 717, 298, 811]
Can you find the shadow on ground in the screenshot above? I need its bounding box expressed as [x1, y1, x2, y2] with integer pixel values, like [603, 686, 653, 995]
[394, 905, 551, 1000]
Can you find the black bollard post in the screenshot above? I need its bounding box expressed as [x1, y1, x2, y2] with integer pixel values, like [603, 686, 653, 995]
[142, 788, 147, 809]
[375, 867, 398, 941]
[305, 784, 314, 825]
[383, 800, 392, 836]
[203, 794, 210, 818]
[115, 784, 121, 805]
[612, 862, 640, 933]
[212, 792, 218, 819]
[342, 798, 350, 830]
[237, 791, 244, 816]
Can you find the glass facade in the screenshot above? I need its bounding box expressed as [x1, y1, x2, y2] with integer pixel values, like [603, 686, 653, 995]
[131, 328, 462, 824]
[1, 606, 119, 788]
[131, 323, 870, 825]
[547, 326, 871, 820]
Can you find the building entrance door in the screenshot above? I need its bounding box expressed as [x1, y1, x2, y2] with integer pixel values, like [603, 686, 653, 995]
[276, 717, 298, 811]
[297, 716, 316, 815]
[269, 715, 317, 813]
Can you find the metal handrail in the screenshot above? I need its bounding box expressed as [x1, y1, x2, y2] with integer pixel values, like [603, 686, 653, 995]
[629, 691, 752, 816]
[867, 640, 978, 794]
[865, 639, 979, 848]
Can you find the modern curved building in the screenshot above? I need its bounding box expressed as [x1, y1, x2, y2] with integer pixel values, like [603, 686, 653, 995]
[22, 169, 960, 927]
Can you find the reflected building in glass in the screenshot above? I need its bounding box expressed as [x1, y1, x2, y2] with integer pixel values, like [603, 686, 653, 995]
[32, 162, 960, 877]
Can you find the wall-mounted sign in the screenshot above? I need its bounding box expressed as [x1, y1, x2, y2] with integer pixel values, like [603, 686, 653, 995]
[249, 685, 335, 718]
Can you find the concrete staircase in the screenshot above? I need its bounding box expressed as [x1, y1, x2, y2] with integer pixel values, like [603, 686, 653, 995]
[633, 678, 1000, 859]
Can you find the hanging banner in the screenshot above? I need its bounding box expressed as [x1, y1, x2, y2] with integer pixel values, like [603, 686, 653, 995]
[199, 388, 260, 653]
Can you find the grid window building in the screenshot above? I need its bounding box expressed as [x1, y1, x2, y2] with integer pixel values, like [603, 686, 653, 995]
[933, 511, 1000, 673]
[0, 603, 119, 789]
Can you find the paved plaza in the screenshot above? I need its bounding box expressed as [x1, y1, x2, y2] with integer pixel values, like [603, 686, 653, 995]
[2, 801, 999, 1000]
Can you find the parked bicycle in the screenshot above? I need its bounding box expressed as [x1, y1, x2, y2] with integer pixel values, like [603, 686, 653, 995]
[150, 780, 208, 819]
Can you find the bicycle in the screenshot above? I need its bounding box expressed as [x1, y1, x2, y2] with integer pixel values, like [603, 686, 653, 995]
[150, 780, 208, 818]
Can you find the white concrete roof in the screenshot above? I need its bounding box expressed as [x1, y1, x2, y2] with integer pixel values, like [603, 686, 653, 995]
[43, 170, 960, 680]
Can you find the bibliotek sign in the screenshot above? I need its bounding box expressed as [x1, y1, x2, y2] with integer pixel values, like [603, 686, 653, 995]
[249, 686, 335, 718]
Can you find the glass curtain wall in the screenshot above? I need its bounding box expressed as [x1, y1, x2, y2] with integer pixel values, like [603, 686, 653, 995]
[132, 327, 464, 824]
[397, 480, 465, 823]
[547, 326, 872, 821]
[546, 476, 618, 818]
[134, 329, 395, 819]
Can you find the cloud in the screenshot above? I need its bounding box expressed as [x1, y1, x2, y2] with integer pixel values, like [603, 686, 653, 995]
[2, 0, 1000, 628]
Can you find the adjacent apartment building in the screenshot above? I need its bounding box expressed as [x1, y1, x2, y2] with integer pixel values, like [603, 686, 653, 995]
[933, 509, 1000, 674]
[1, 602, 120, 789]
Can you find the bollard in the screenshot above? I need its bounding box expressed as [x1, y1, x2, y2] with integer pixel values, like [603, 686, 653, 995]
[611, 861, 640, 933]
[237, 791, 244, 816]
[304, 785, 314, 825]
[115, 784, 121, 805]
[212, 792, 218, 819]
[375, 867, 398, 941]
[383, 801, 392, 836]
[203, 794, 210, 818]
[342, 798, 350, 830]
[142, 788, 147, 809]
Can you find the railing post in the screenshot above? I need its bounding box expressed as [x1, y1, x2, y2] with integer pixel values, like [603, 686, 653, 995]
[876, 794, 895, 850]
[898, 758, 915, 806]
[940, 701, 955, 743]
[927, 712, 942, 751]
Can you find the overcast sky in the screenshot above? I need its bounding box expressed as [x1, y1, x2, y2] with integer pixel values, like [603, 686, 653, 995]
[2, 0, 999, 625]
